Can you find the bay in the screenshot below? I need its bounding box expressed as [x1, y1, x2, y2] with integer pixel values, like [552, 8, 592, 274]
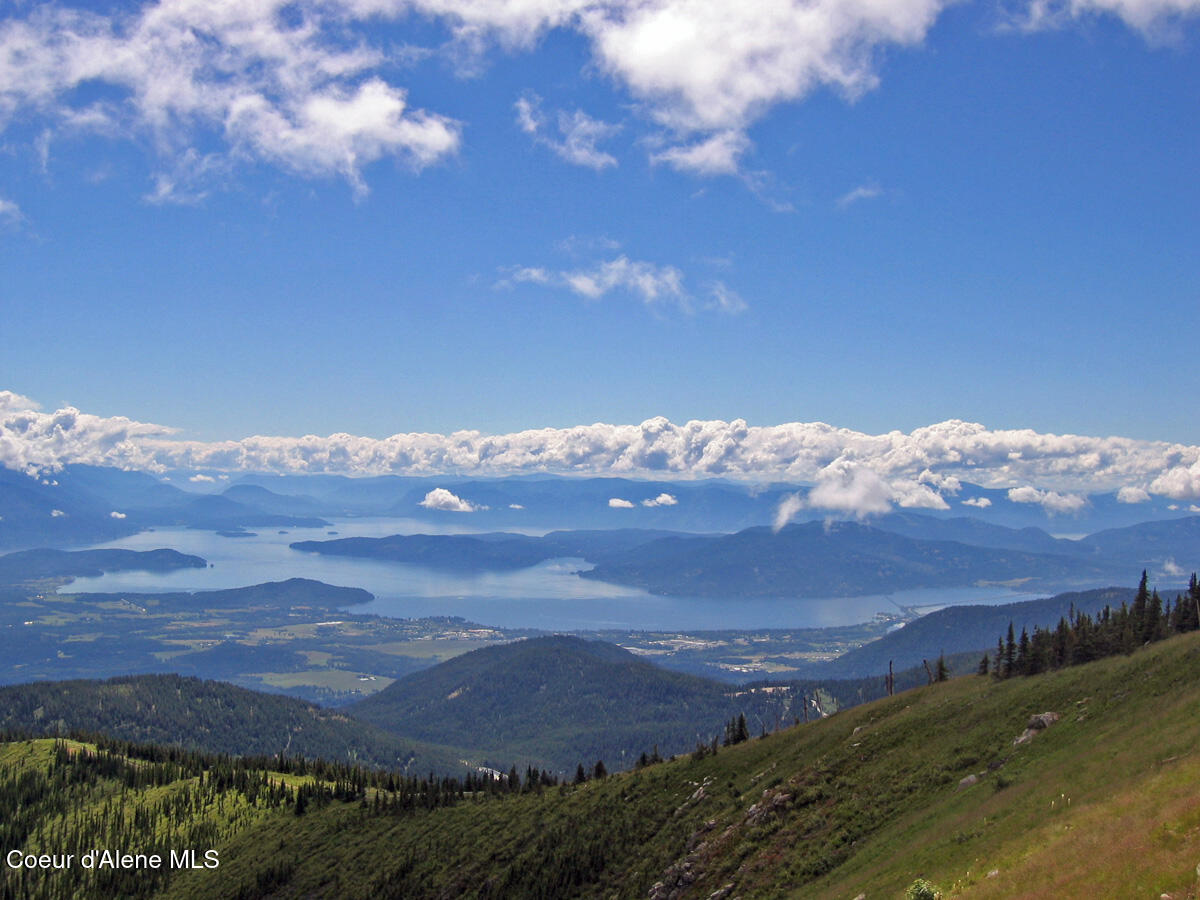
[63, 519, 1049, 631]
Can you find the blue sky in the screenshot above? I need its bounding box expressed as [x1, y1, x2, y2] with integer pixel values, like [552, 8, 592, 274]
[0, 0, 1197, 466]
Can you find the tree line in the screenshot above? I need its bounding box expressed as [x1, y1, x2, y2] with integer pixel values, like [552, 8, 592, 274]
[983, 571, 1200, 679]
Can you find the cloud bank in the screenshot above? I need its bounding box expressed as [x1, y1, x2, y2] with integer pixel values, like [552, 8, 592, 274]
[5, 391, 1200, 517]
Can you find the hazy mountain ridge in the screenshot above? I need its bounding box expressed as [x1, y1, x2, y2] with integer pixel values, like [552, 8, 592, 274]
[351, 635, 808, 772]
[0, 547, 207, 583]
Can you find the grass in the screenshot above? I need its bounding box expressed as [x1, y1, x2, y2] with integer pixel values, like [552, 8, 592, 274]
[250, 669, 396, 692]
[8, 631, 1200, 899]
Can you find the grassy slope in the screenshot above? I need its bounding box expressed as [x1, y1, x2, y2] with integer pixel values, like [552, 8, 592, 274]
[5, 631, 1199, 898]
[158, 630, 1200, 899]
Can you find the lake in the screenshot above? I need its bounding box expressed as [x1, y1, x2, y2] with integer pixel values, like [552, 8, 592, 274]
[64, 519, 1051, 631]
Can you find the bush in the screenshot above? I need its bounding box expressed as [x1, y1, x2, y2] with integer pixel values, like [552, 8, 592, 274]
[906, 878, 942, 900]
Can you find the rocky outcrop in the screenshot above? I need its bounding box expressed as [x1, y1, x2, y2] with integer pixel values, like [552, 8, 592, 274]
[1014, 711, 1060, 745]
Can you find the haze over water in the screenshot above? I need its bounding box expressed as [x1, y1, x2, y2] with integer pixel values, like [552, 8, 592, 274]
[65, 520, 1049, 631]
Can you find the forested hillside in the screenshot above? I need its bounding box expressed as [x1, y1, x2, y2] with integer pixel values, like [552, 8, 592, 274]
[4, 629, 1199, 898]
[0, 674, 462, 773]
[351, 636, 809, 772]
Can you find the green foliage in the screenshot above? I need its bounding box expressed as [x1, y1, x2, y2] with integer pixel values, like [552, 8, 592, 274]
[9, 619, 1200, 899]
[905, 877, 942, 899]
[991, 572, 1200, 680]
[352, 636, 805, 772]
[0, 674, 463, 774]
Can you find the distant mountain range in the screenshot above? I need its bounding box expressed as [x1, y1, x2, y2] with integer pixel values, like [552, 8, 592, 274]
[5, 461, 1198, 554]
[293, 517, 1185, 598]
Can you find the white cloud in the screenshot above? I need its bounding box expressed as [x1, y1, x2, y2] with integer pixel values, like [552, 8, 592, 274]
[110, 510, 127, 519]
[1162, 557, 1185, 576]
[0, 1, 461, 196]
[0, 391, 40, 413]
[1017, 0, 1200, 36]
[962, 496, 993, 508]
[837, 183, 883, 208]
[50, 509, 66, 517]
[515, 93, 620, 170]
[651, 130, 750, 176]
[707, 282, 748, 315]
[0, 197, 22, 226]
[508, 503, 524, 509]
[419, 488, 486, 512]
[510, 255, 693, 310]
[641, 492, 677, 507]
[1007, 486, 1088, 515]
[807, 461, 896, 518]
[1117, 485, 1151, 504]
[565, 256, 686, 305]
[582, 0, 949, 166]
[773, 492, 805, 532]
[189, 473, 216, 483]
[8, 393, 1200, 510]
[608, 497, 635, 508]
[1, 0, 1184, 198]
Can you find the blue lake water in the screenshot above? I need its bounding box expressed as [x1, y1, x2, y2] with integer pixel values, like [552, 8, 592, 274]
[65, 519, 1051, 631]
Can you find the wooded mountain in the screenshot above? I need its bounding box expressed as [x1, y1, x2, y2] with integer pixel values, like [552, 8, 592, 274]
[579, 520, 1121, 598]
[0, 673, 460, 772]
[351, 635, 805, 773]
[0, 547, 206, 584]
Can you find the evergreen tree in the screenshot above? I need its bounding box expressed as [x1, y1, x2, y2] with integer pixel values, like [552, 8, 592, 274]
[1003, 622, 1016, 679]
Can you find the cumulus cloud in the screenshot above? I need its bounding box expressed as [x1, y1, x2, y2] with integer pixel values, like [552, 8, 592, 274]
[608, 497, 635, 508]
[508, 503, 524, 509]
[1117, 485, 1151, 504]
[418, 488, 487, 512]
[962, 496, 993, 508]
[515, 92, 620, 170]
[50, 509, 66, 517]
[0, 0, 460, 196]
[0, 391, 40, 413]
[807, 462, 897, 518]
[641, 492, 677, 507]
[189, 473, 215, 483]
[8, 393, 1200, 512]
[1007, 486, 1088, 515]
[1, 0, 1183, 197]
[109, 510, 126, 519]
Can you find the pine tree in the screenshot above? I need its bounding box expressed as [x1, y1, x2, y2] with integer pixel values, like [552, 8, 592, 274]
[1003, 622, 1016, 679]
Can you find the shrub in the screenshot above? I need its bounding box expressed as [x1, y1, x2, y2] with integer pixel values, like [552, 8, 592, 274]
[906, 878, 942, 900]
